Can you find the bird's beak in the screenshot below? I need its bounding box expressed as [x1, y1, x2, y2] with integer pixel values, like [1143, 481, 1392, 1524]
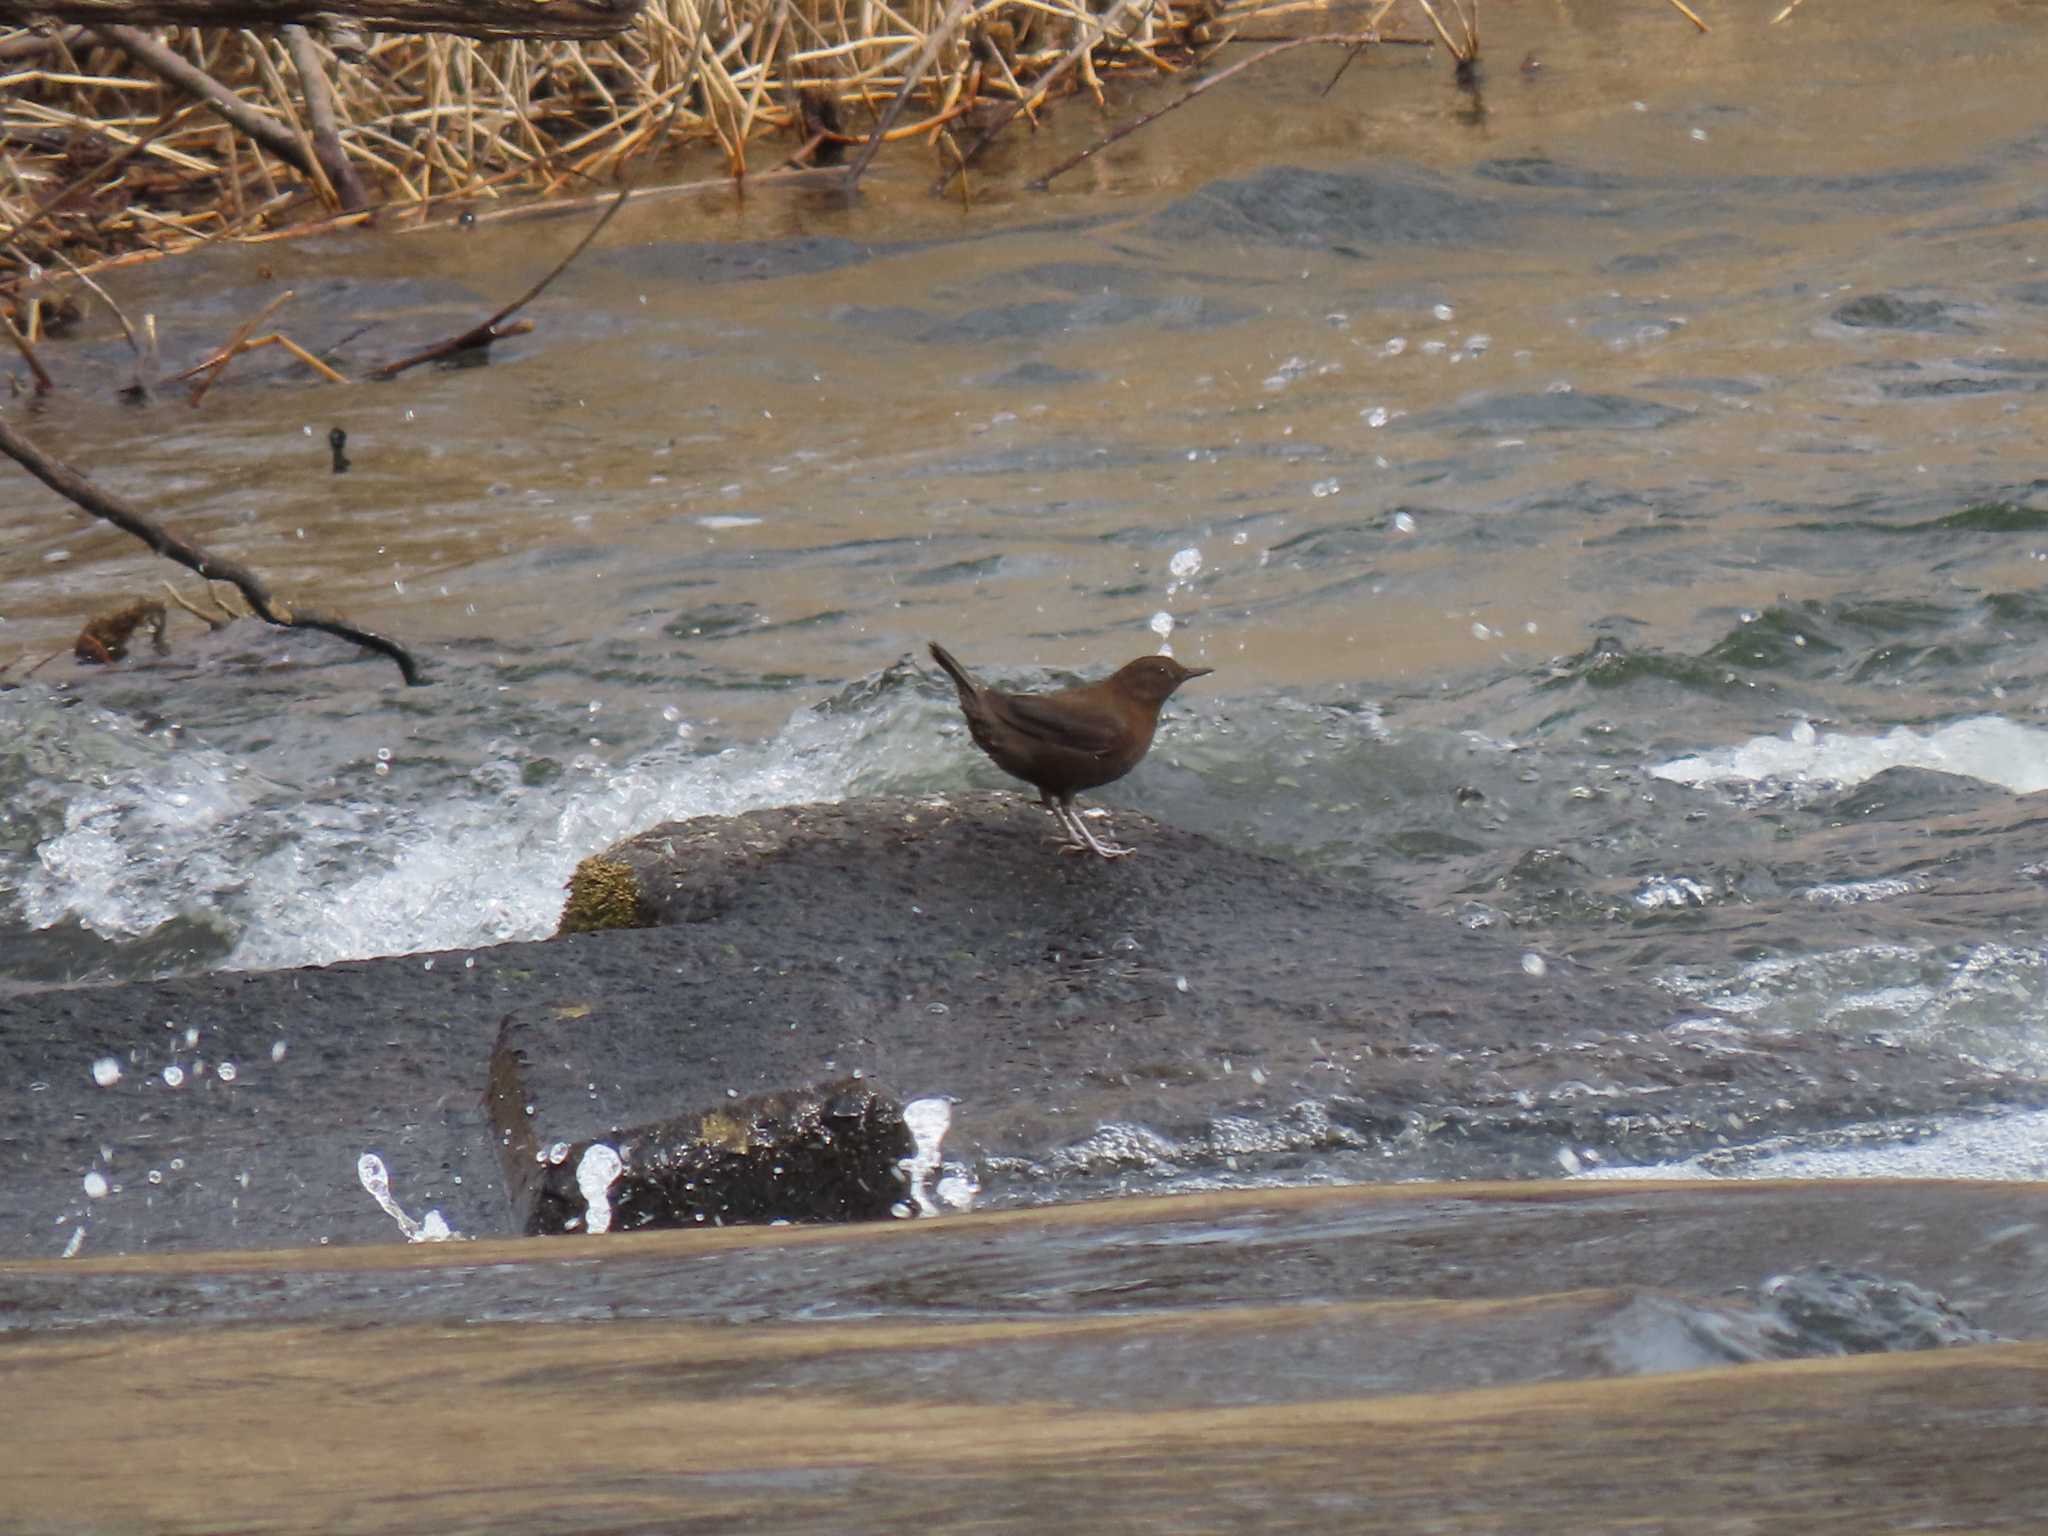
[1185, 666, 1215, 678]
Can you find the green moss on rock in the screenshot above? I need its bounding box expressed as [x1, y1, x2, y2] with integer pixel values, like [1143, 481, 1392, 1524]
[557, 856, 651, 935]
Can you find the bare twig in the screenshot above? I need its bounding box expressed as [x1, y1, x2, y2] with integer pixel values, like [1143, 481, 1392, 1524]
[368, 187, 628, 379]
[162, 578, 245, 630]
[1665, 0, 1709, 32]
[1036, 28, 1379, 188]
[176, 327, 353, 391]
[0, 414, 425, 685]
[3, 314, 56, 393]
[95, 24, 322, 181]
[1, 0, 647, 39]
[50, 249, 160, 400]
[284, 23, 370, 209]
[937, 0, 1155, 195]
[54, 249, 141, 356]
[1408, 0, 1466, 60]
[182, 288, 298, 403]
[1321, 0, 1397, 93]
[844, 0, 973, 191]
[0, 24, 86, 59]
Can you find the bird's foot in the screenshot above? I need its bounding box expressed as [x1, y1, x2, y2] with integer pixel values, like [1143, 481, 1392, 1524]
[1060, 805, 1134, 860]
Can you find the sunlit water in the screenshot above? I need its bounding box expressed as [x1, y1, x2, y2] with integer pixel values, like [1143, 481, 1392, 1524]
[4, 0, 2048, 1204]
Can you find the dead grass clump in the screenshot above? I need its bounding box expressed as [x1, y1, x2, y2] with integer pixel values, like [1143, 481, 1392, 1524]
[0, 0, 1304, 280]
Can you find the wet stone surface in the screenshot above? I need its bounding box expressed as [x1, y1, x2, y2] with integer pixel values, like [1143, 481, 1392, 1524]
[5, 793, 2044, 1257]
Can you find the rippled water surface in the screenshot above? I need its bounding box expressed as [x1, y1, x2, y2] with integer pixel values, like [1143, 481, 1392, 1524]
[4, 0, 2047, 1191]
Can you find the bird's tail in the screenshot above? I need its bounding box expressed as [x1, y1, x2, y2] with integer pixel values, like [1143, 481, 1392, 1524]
[927, 640, 978, 698]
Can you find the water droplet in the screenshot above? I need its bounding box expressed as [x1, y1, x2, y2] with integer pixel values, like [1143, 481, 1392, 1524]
[271, 1040, 288, 1062]
[1363, 406, 1389, 428]
[1521, 952, 1548, 977]
[1168, 547, 1203, 579]
[1393, 511, 1417, 534]
[1382, 337, 1407, 357]
[91, 1057, 121, 1087]
[1432, 303, 1455, 321]
[83, 1171, 109, 1199]
[161, 1065, 185, 1088]
[217, 1062, 237, 1083]
[578, 1144, 624, 1234]
[1150, 611, 1176, 638]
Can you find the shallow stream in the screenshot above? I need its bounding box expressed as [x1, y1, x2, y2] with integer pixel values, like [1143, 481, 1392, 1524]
[6, 0, 2048, 1216]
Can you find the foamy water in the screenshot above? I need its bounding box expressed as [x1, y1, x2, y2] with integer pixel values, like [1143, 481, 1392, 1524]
[15, 689, 924, 972]
[1653, 716, 2048, 797]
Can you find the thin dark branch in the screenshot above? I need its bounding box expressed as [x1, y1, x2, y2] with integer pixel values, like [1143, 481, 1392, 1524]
[1320, 40, 1368, 95]
[3, 315, 55, 393]
[935, 0, 1154, 196]
[0, 0, 646, 40]
[845, 0, 972, 192]
[368, 188, 630, 380]
[95, 24, 320, 180]
[1032, 31, 1377, 190]
[0, 414, 425, 685]
[284, 23, 371, 211]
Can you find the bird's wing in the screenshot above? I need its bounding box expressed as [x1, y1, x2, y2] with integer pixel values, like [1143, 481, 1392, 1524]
[992, 691, 1127, 756]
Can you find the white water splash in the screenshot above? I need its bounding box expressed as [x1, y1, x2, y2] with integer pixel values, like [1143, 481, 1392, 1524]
[893, 1096, 974, 1218]
[1653, 715, 2048, 796]
[356, 1152, 455, 1243]
[20, 699, 892, 973]
[1579, 1107, 2048, 1182]
[576, 1143, 624, 1234]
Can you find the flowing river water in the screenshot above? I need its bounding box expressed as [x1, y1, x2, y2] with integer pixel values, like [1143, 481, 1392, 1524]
[4, 0, 2048, 1523]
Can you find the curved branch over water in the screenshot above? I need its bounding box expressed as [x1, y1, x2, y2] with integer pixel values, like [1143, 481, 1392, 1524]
[0, 415, 425, 686]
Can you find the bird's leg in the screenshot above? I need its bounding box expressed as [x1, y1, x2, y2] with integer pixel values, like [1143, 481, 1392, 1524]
[1061, 798, 1133, 860]
[1039, 788, 1088, 849]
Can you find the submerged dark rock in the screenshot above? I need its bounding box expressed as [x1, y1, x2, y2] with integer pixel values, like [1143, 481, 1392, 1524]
[1147, 165, 1506, 251]
[1831, 292, 1977, 332]
[4, 791, 2044, 1257]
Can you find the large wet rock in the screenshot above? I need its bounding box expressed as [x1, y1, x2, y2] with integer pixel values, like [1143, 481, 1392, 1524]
[4, 791, 2043, 1257]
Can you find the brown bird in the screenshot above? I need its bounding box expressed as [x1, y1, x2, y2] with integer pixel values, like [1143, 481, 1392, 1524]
[928, 641, 1211, 859]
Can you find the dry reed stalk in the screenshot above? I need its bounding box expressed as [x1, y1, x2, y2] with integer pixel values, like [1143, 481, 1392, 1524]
[1664, 0, 1709, 32]
[2, 0, 1537, 285]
